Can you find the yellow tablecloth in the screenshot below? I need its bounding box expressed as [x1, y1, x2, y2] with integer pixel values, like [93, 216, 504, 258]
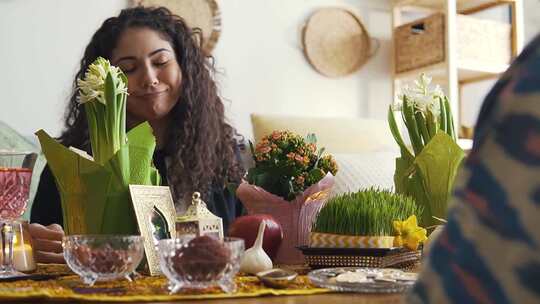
[0, 264, 330, 302]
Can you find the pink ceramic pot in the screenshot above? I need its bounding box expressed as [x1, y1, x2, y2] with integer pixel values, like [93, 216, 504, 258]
[236, 174, 334, 264]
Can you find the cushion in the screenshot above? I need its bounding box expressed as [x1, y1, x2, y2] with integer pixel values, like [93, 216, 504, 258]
[250, 114, 398, 154]
[330, 151, 398, 197]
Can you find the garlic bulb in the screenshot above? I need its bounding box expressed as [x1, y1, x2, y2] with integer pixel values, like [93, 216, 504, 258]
[240, 220, 273, 275]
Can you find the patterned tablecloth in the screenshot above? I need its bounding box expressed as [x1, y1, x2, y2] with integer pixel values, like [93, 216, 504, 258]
[0, 264, 329, 302]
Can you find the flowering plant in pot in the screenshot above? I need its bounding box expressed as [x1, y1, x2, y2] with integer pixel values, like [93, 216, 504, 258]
[388, 74, 465, 228]
[236, 130, 338, 264]
[36, 57, 161, 234]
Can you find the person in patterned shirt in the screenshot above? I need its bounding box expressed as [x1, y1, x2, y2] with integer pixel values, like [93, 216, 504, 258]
[408, 33, 540, 303]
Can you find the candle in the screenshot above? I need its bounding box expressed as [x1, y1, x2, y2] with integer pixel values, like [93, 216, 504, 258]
[0, 243, 37, 272]
[13, 244, 36, 272]
[0, 243, 36, 272]
[0, 220, 37, 272]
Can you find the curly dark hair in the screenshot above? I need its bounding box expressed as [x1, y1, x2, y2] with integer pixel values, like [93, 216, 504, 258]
[59, 6, 244, 201]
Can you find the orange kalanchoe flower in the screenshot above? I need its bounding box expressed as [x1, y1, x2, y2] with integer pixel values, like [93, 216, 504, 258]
[248, 130, 338, 200]
[393, 215, 427, 251]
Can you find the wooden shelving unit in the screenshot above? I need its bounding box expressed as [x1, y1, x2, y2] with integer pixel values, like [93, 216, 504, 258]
[391, 0, 524, 138]
[394, 0, 518, 14]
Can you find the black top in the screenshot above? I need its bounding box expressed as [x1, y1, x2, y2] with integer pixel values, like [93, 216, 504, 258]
[30, 150, 244, 232]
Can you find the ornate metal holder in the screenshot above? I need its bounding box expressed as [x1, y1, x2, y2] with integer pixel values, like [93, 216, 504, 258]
[176, 192, 224, 240]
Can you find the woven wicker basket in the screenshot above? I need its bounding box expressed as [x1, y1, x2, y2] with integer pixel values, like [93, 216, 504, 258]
[298, 246, 421, 270]
[303, 8, 376, 78]
[395, 13, 511, 73]
[134, 0, 221, 54]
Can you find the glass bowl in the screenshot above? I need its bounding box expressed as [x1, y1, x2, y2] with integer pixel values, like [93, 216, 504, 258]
[158, 236, 244, 293]
[63, 235, 144, 286]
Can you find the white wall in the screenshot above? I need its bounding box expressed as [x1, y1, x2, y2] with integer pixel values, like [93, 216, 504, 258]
[0, 0, 392, 140]
[524, 0, 540, 41]
[214, 0, 393, 139]
[1, 0, 539, 140]
[0, 0, 128, 138]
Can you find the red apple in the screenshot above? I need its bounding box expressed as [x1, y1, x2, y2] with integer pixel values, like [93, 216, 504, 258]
[228, 214, 283, 259]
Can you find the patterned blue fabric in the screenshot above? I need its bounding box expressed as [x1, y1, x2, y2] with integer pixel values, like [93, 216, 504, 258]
[408, 34, 540, 304]
[516, 262, 540, 297]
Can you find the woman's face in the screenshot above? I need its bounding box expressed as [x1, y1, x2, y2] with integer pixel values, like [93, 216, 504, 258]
[111, 27, 182, 125]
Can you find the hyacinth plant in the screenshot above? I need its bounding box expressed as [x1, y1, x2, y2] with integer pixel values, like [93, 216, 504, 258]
[247, 131, 338, 201]
[77, 57, 128, 166]
[388, 74, 465, 228]
[36, 57, 161, 234]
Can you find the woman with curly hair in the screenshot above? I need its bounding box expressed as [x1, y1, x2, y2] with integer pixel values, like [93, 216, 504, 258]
[29, 6, 245, 263]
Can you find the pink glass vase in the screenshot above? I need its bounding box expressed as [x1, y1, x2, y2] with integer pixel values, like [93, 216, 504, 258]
[236, 174, 334, 265]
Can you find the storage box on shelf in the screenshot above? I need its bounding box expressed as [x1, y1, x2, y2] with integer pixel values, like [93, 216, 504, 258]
[394, 0, 519, 14]
[391, 0, 523, 138]
[395, 13, 511, 74]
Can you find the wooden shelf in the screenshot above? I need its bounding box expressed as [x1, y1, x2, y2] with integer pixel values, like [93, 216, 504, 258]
[394, 60, 508, 84]
[457, 60, 509, 84]
[392, 0, 515, 14]
[391, 0, 522, 137]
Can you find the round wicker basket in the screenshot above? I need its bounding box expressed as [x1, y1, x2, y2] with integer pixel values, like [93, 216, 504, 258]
[134, 0, 221, 54]
[303, 8, 374, 78]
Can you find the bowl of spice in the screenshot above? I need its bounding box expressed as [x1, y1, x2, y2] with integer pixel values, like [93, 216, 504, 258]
[62, 235, 144, 286]
[158, 235, 244, 293]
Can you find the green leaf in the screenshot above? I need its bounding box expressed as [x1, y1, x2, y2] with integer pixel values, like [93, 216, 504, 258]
[252, 171, 270, 187]
[387, 107, 412, 158]
[438, 97, 447, 134]
[308, 168, 325, 183]
[149, 167, 161, 186]
[426, 110, 437, 138]
[104, 144, 130, 191]
[127, 122, 159, 185]
[403, 96, 424, 155]
[415, 111, 430, 145]
[393, 152, 414, 194]
[444, 96, 456, 141]
[414, 132, 464, 226]
[105, 73, 117, 145]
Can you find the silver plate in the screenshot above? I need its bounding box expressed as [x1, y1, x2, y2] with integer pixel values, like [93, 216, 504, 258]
[307, 267, 416, 293]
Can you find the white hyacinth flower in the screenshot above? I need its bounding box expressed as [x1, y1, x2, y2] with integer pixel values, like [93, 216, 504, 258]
[77, 57, 128, 104]
[76, 57, 129, 165]
[398, 73, 444, 116]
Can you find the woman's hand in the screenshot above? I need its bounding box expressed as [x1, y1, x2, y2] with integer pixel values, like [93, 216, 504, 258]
[29, 223, 65, 264]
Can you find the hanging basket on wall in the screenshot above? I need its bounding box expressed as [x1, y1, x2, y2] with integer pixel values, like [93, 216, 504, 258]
[134, 0, 221, 54]
[302, 8, 377, 78]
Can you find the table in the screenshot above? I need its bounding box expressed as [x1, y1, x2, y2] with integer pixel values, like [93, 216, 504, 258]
[154, 293, 405, 304]
[36, 293, 405, 304]
[0, 264, 409, 303]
